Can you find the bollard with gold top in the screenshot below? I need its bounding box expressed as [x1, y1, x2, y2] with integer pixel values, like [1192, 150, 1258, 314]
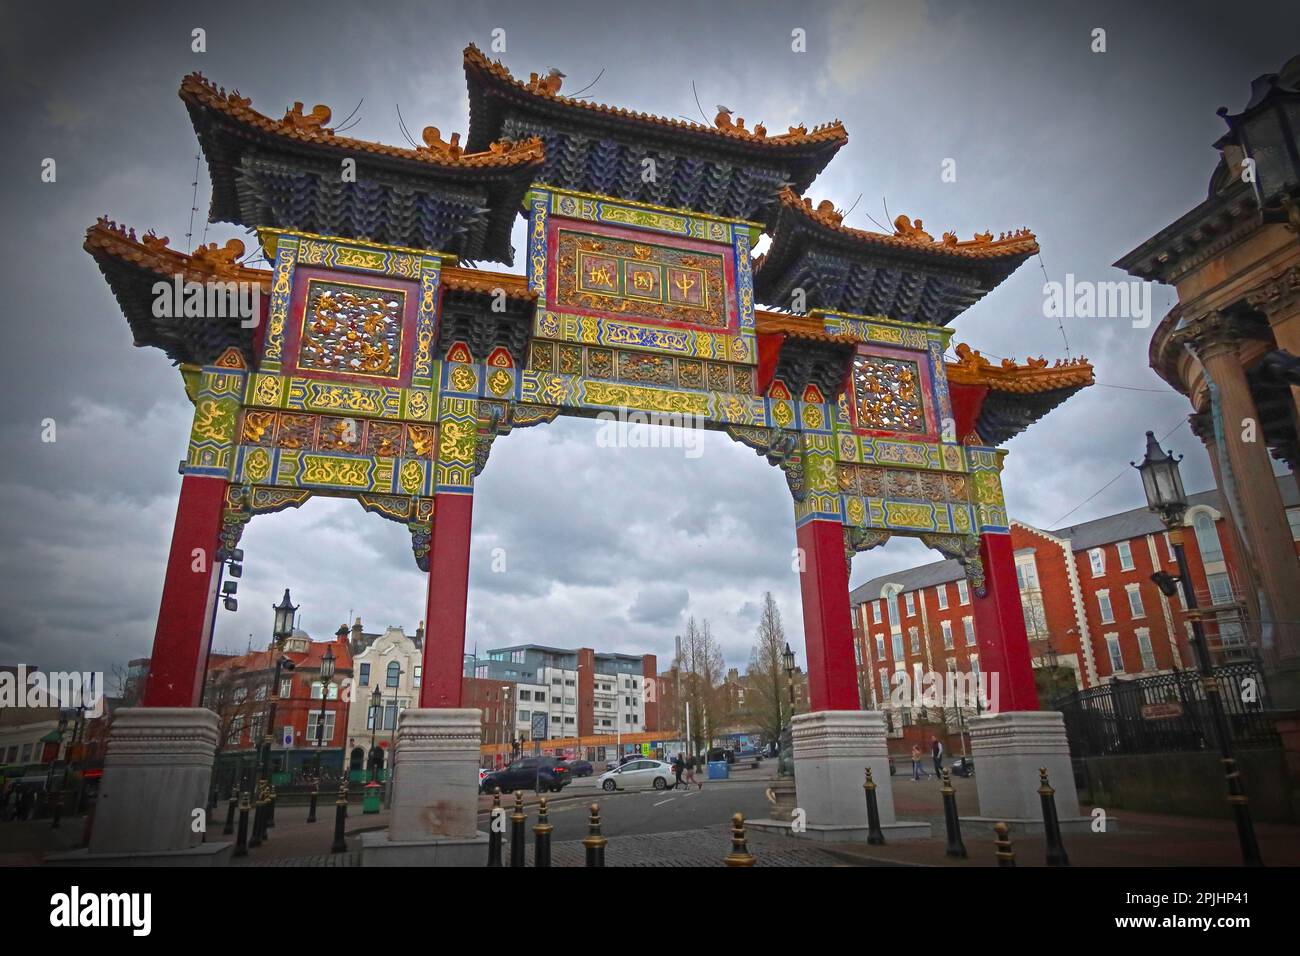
[233, 790, 251, 858]
[487, 788, 504, 867]
[993, 821, 1015, 867]
[724, 812, 756, 867]
[510, 790, 526, 868]
[863, 767, 886, 845]
[533, 795, 553, 867]
[583, 803, 607, 867]
[224, 784, 239, 836]
[330, 780, 349, 854]
[1037, 767, 1070, 867]
[307, 781, 319, 824]
[940, 769, 967, 859]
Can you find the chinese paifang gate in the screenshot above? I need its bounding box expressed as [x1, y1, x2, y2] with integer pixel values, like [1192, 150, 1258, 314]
[86, 46, 1094, 720]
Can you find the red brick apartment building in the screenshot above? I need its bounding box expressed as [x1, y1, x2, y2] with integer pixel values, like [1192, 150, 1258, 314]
[851, 477, 1300, 729]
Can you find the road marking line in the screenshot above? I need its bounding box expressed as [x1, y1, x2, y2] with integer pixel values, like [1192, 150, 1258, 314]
[652, 797, 676, 807]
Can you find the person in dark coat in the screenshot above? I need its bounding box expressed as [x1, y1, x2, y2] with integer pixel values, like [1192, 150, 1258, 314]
[672, 752, 685, 790]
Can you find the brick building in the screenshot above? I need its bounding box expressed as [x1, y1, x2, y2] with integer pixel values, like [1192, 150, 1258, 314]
[851, 477, 1300, 732]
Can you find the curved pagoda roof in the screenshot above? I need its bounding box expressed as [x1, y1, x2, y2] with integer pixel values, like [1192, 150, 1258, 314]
[755, 189, 1040, 325]
[180, 73, 544, 265]
[462, 45, 846, 223]
[945, 343, 1094, 445]
[84, 217, 534, 368]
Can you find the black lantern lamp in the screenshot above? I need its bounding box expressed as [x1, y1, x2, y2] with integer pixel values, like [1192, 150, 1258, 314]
[782, 643, 795, 676]
[1132, 431, 1188, 527]
[272, 589, 298, 645]
[1215, 55, 1300, 229]
[320, 646, 336, 684]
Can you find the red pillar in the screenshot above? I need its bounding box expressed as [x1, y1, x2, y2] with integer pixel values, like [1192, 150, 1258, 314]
[797, 518, 861, 712]
[143, 474, 227, 708]
[973, 531, 1039, 713]
[419, 491, 474, 708]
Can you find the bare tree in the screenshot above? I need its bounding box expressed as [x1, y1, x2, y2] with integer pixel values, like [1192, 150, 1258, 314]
[679, 616, 725, 756]
[744, 592, 788, 745]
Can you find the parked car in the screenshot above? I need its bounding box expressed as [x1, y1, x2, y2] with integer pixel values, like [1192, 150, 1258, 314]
[604, 753, 644, 771]
[950, 756, 975, 778]
[599, 758, 675, 792]
[559, 759, 594, 777]
[481, 757, 571, 794]
[479, 768, 489, 788]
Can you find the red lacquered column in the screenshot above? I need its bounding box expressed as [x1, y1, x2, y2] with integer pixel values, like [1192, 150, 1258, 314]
[973, 531, 1039, 713]
[143, 474, 228, 707]
[419, 491, 474, 708]
[796, 518, 861, 712]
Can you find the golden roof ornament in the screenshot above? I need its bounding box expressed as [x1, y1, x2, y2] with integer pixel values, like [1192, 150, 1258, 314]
[420, 126, 463, 160]
[281, 102, 332, 132]
[892, 215, 933, 243]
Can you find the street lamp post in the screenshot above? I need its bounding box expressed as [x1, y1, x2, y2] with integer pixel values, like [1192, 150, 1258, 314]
[1134, 430, 1262, 866]
[256, 589, 298, 797]
[314, 646, 336, 780]
[368, 685, 382, 781]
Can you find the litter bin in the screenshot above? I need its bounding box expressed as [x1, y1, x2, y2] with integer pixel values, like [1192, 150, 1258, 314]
[363, 781, 382, 814]
[707, 760, 729, 780]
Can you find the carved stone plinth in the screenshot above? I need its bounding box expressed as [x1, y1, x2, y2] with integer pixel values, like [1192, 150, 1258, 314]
[361, 708, 488, 867]
[962, 710, 1101, 834]
[751, 710, 930, 842]
[50, 707, 231, 866]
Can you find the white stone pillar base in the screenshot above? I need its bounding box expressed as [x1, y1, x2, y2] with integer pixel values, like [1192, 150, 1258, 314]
[49, 707, 232, 866]
[362, 708, 488, 867]
[784, 710, 930, 842]
[964, 710, 1095, 832]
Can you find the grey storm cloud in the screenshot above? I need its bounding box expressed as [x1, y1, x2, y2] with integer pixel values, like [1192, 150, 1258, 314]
[2, 0, 1297, 683]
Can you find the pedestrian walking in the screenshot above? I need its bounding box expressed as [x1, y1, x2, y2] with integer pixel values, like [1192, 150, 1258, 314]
[672, 752, 686, 790]
[683, 758, 701, 789]
[931, 735, 944, 777]
[910, 744, 930, 781]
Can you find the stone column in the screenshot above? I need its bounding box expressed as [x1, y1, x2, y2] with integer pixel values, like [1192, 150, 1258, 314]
[51, 708, 230, 865]
[360, 708, 487, 866]
[784, 710, 929, 841]
[1183, 311, 1300, 706]
[1248, 266, 1300, 425]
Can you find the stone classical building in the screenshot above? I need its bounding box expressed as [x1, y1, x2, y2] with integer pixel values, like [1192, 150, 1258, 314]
[1116, 54, 1300, 707]
[343, 619, 423, 764]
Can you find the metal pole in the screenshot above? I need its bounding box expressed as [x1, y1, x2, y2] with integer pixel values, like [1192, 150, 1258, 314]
[1170, 529, 1262, 866]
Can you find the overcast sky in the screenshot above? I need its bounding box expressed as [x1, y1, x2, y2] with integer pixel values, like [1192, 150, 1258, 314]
[2, 1, 1296, 683]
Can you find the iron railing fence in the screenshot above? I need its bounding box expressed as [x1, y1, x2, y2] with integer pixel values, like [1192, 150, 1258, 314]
[1057, 663, 1280, 757]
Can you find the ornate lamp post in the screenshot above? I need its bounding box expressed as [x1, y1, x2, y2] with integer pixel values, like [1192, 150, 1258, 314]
[257, 589, 298, 794]
[368, 685, 383, 781]
[1133, 430, 1262, 865]
[1215, 56, 1300, 232]
[778, 643, 797, 777]
[314, 645, 336, 779]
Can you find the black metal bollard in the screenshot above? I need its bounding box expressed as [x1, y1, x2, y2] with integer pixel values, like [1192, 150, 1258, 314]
[993, 821, 1015, 867]
[725, 812, 756, 866]
[307, 783, 319, 824]
[583, 803, 607, 867]
[267, 785, 277, 830]
[510, 791, 526, 868]
[863, 768, 886, 846]
[234, 791, 251, 858]
[1037, 767, 1070, 867]
[533, 796, 552, 867]
[248, 783, 266, 849]
[50, 791, 62, 830]
[224, 786, 239, 835]
[331, 781, 349, 854]
[487, 789, 504, 867]
[940, 770, 967, 859]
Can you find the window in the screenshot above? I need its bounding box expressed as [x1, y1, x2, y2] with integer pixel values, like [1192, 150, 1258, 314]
[306, 711, 337, 744]
[386, 662, 400, 688]
[871, 602, 882, 624]
[552, 696, 562, 704]
[1207, 572, 1234, 607]
[963, 617, 976, 646]
[1097, 590, 1114, 624]
[564, 716, 575, 725]
[20, 744, 32, 762]
[875, 635, 885, 659]
[227, 716, 244, 746]
[1126, 584, 1145, 619]
[1289, 508, 1300, 541]
[563, 697, 575, 706]
[1016, 558, 1039, 590]
[1164, 531, 1176, 562]
[551, 715, 561, 724]
[1117, 541, 1134, 571]
[233, 686, 247, 704]
[518, 690, 530, 702]
[1088, 548, 1105, 576]
[891, 632, 904, 660]
[904, 592, 916, 616]
[941, 621, 953, 650]
[936, 585, 949, 610]
[878, 669, 889, 701]
[565, 679, 575, 687]
[1136, 629, 1156, 671]
[908, 627, 920, 654]
[1106, 634, 1124, 673]
[279, 678, 291, 698]
[4, 746, 15, 763]
[413, 666, 421, 688]
[518, 709, 530, 722]
[552, 677, 562, 685]
[957, 580, 970, 605]
[511, 649, 525, 664]
[1193, 512, 1223, 562]
[255, 686, 266, 701]
[310, 681, 340, 700]
[359, 663, 370, 686]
